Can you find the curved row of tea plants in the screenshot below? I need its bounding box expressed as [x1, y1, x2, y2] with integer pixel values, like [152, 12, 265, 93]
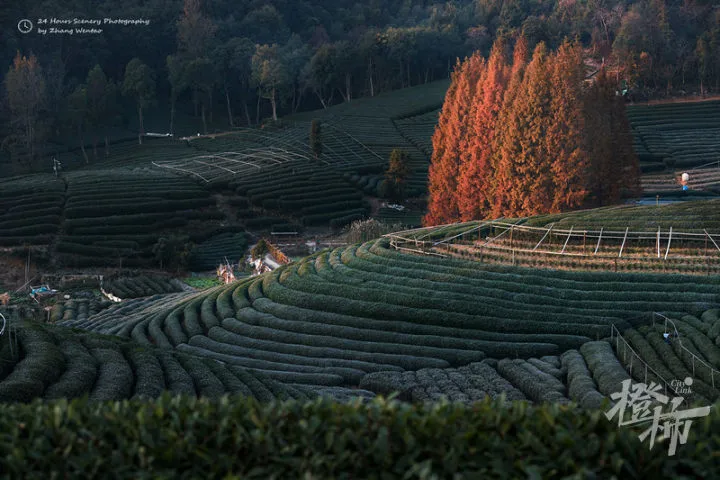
[0, 174, 66, 247]
[54, 169, 223, 267]
[103, 275, 184, 299]
[58, 237, 719, 401]
[189, 232, 250, 271]
[0, 321, 317, 403]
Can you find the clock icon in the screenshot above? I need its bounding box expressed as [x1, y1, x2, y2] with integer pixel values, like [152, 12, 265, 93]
[18, 19, 33, 34]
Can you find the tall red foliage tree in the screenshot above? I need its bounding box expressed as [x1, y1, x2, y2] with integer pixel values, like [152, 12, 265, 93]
[546, 40, 589, 212]
[490, 36, 529, 219]
[457, 40, 508, 221]
[424, 54, 484, 225]
[424, 35, 640, 226]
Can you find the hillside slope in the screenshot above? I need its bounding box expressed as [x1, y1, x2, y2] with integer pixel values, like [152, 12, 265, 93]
[41, 236, 720, 405]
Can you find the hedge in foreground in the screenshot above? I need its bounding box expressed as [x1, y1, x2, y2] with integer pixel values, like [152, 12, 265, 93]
[0, 394, 718, 479]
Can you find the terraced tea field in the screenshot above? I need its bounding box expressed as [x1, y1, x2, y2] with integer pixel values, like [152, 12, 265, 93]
[10, 236, 702, 405]
[0, 321, 325, 403]
[189, 232, 249, 271]
[102, 274, 185, 300]
[54, 169, 225, 268]
[626, 100, 720, 192]
[0, 175, 66, 248]
[291, 80, 450, 197]
[394, 200, 720, 274]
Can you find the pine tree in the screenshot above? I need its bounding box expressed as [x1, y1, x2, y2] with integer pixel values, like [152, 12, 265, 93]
[384, 148, 412, 202]
[310, 119, 322, 159]
[583, 68, 615, 206]
[584, 69, 640, 205]
[609, 76, 641, 198]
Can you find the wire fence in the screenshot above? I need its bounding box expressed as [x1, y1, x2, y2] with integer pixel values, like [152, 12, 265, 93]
[385, 221, 720, 273]
[609, 323, 684, 400]
[606, 311, 720, 407]
[652, 312, 718, 389]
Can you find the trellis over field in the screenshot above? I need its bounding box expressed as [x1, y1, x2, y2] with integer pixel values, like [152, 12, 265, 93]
[152, 147, 306, 182]
[384, 220, 720, 274]
[150, 119, 389, 182]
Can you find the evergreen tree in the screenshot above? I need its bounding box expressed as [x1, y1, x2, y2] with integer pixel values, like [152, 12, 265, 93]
[4, 52, 46, 167]
[608, 75, 641, 198]
[583, 68, 616, 206]
[310, 119, 322, 159]
[86, 65, 110, 160]
[122, 58, 156, 145]
[384, 148, 412, 202]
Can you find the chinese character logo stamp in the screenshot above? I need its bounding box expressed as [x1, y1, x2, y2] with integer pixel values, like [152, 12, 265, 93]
[605, 378, 710, 456]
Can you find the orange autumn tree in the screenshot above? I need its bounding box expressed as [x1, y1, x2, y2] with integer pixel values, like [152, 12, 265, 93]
[424, 54, 485, 225]
[490, 36, 529, 219]
[456, 39, 509, 221]
[495, 42, 556, 216]
[424, 36, 639, 226]
[546, 40, 589, 213]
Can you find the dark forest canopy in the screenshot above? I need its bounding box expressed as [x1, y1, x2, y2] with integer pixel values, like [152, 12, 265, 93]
[2, 0, 720, 170]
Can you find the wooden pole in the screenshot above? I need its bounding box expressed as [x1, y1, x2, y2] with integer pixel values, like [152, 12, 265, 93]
[705, 235, 709, 258]
[705, 229, 720, 253]
[561, 226, 574, 254]
[619, 227, 629, 258]
[533, 224, 553, 251]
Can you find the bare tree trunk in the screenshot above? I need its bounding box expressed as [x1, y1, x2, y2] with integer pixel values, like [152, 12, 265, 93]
[201, 104, 208, 134]
[243, 101, 252, 126]
[225, 85, 234, 128]
[170, 97, 175, 135]
[209, 90, 213, 125]
[79, 125, 89, 163]
[315, 91, 328, 109]
[104, 135, 109, 157]
[368, 58, 375, 97]
[256, 89, 261, 124]
[271, 88, 277, 121]
[345, 73, 351, 102]
[293, 87, 303, 112]
[138, 105, 143, 145]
